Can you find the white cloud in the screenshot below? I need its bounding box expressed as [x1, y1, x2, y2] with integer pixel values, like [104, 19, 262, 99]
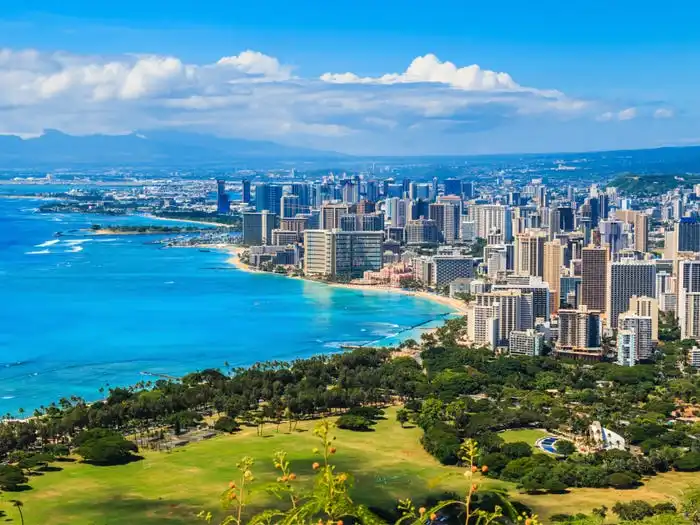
[0, 47, 666, 153]
[597, 107, 638, 122]
[216, 50, 292, 80]
[321, 54, 521, 91]
[618, 107, 637, 120]
[654, 108, 674, 119]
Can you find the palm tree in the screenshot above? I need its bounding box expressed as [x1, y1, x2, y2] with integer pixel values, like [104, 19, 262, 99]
[9, 500, 24, 525]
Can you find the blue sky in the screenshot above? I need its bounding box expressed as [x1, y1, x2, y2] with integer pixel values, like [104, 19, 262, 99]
[1, 1, 698, 154]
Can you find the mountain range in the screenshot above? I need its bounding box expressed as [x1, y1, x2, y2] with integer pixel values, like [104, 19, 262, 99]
[0, 130, 699, 173]
[0, 130, 343, 167]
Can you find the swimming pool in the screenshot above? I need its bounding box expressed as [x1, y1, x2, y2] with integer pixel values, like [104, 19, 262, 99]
[537, 436, 559, 454]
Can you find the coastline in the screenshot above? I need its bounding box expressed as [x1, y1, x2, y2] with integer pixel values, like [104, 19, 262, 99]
[141, 213, 235, 229]
[216, 244, 468, 315]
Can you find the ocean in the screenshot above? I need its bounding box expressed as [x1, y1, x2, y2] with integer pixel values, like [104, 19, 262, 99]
[0, 190, 451, 415]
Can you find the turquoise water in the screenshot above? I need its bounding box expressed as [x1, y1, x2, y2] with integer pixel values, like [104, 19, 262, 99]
[0, 192, 451, 414]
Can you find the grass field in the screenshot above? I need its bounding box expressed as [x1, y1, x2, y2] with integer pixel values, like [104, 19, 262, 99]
[498, 428, 549, 446]
[3, 408, 700, 524]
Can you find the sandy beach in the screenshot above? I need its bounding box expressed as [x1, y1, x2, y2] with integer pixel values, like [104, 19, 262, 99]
[217, 245, 468, 315]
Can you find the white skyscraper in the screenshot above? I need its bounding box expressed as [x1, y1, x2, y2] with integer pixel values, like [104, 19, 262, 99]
[617, 313, 653, 366]
[678, 260, 700, 340]
[469, 204, 512, 242]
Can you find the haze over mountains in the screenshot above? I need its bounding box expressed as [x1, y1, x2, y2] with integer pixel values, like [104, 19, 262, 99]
[0, 130, 342, 167]
[0, 130, 698, 173]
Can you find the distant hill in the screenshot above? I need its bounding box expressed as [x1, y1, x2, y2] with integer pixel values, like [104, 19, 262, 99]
[610, 172, 700, 195]
[0, 130, 344, 168]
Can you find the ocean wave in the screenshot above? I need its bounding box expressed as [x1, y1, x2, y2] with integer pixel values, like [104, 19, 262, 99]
[1, 396, 15, 400]
[2, 361, 29, 368]
[35, 239, 60, 247]
[25, 249, 50, 255]
[365, 322, 401, 329]
[94, 238, 117, 242]
[164, 281, 175, 285]
[65, 246, 84, 253]
[64, 239, 92, 246]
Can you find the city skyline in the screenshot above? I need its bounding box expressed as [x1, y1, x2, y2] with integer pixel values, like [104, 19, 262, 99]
[1, 1, 698, 155]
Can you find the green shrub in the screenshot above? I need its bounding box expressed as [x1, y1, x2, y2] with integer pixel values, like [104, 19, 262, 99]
[674, 452, 700, 471]
[607, 472, 638, 489]
[214, 416, 240, 433]
[501, 441, 532, 460]
[347, 406, 384, 420]
[74, 429, 138, 465]
[612, 500, 654, 521]
[336, 414, 373, 432]
[0, 465, 28, 491]
[421, 423, 461, 465]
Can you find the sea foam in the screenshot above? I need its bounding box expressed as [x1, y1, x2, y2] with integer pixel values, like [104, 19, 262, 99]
[64, 239, 92, 246]
[35, 239, 60, 247]
[25, 249, 50, 255]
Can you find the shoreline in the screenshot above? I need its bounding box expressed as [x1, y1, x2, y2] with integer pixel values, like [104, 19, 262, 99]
[141, 213, 235, 229]
[215, 244, 468, 315]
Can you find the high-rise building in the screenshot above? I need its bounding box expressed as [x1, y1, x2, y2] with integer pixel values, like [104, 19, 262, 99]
[431, 256, 475, 288]
[461, 181, 474, 199]
[617, 210, 650, 253]
[320, 203, 350, 230]
[509, 329, 544, 357]
[514, 230, 547, 278]
[617, 313, 653, 365]
[361, 213, 385, 232]
[303, 230, 383, 278]
[405, 218, 439, 245]
[255, 183, 283, 215]
[556, 305, 602, 359]
[242, 211, 276, 246]
[580, 246, 609, 314]
[280, 194, 301, 219]
[291, 182, 311, 207]
[558, 207, 575, 232]
[443, 178, 461, 196]
[471, 303, 499, 348]
[607, 260, 656, 329]
[364, 181, 379, 202]
[676, 218, 700, 253]
[560, 276, 581, 307]
[341, 180, 360, 204]
[475, 290, 534, 346]
[338, 213, 384, 232]
[386, 198, 409, 227]
[599, 219, 624, 255]
[271, 229, 299, 246]
[356, 199, 376, 214]
[216, 179, 230, 214]
[280, 217, 308, 239]
[430, 201, 460, 243]
[241, 179, 251, 204]
[628, 295, 659, 342]
[408, 199, 430, 221]
[486, 246, 508, 279]
[470, 204, 512, 242]
[492, 276, 550, 320]
[339, 214, 359, 232]
[544, 240, 565, 313]
[678, 260, 700, 340]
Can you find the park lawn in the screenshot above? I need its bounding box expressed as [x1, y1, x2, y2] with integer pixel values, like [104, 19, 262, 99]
[5, 408, 700, 524]
[8, 407, 490, 525]
[498, 428, 549, 446]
